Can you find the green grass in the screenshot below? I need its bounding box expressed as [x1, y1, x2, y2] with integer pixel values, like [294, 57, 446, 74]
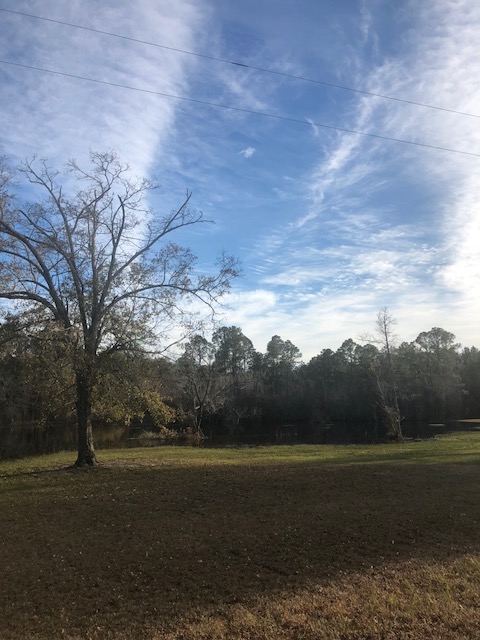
[2, 430, 480, 474]
[1, 432, 480, 639]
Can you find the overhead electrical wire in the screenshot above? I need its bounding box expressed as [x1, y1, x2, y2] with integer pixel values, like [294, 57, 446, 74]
[1, 6, 480, 121]
[1, 59, 479, 159]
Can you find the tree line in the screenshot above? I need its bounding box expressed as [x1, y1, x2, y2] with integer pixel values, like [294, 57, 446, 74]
[127, 317, 480, 442]
[1, 312, 478, 457]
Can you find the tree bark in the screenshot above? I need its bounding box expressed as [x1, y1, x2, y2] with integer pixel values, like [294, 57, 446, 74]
[75, 369, 97, 466]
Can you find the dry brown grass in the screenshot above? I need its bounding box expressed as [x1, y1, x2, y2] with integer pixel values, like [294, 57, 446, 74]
[1, 434, 479, 639]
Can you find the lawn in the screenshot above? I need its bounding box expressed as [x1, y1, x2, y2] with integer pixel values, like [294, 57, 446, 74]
[1, 433, 480, 639]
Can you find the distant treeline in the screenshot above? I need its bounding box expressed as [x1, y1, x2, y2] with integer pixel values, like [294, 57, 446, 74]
[0, 314, 479, 456]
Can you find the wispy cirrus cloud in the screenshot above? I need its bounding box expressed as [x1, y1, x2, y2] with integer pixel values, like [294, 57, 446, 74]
[229, 0, 480, 356]
[0, 1, 207, 175]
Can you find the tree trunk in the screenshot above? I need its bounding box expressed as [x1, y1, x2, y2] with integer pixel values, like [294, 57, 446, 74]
[374, 368, 403, 442]
[75, 369, 97, 466]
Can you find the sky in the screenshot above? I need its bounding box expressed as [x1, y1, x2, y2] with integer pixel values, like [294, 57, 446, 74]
[0, 0, 479, 360]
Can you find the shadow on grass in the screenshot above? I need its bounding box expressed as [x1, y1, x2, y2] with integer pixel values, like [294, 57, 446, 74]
[1, 453, 480, 638]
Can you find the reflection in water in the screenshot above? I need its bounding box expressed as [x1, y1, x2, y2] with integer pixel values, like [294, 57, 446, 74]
[0, 422, 129, 459]
[0, 420, 471, 460]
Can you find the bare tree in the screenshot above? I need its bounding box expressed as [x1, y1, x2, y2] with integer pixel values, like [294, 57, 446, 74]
[0, 151, 238, 465]
[177, 335, 218, 438]
[361, 308, 403, 441]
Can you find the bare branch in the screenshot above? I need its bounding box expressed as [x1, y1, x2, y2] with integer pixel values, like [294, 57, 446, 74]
[0, 150, 238, 365]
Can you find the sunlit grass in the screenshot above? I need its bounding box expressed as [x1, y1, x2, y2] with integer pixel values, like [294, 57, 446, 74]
[2, 430, 480, 476]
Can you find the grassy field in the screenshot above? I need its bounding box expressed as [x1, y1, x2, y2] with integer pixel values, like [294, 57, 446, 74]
[1, 433, 480, 639]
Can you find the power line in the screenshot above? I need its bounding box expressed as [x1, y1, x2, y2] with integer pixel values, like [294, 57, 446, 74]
[1, 58, 479, 159]
[2, 6, 480, 121]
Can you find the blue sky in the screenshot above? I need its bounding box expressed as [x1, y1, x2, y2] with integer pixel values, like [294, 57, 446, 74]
[0, 0, 479, 359]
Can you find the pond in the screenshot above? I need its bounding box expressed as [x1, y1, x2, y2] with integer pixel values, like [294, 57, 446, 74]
[1, 419, 477, 460]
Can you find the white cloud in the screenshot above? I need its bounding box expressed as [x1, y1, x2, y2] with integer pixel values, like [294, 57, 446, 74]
[221, 275, 480, 360]
[239, 146, 256, 159]
[0, 1, 207, 175]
